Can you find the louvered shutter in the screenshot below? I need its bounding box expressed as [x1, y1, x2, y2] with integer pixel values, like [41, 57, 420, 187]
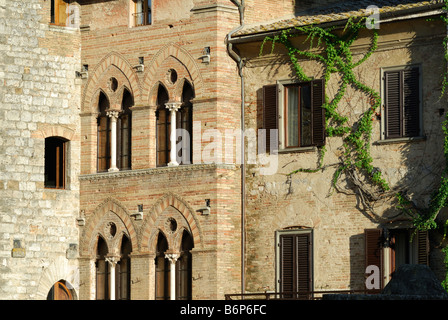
[403, 68, 420, 137]
[416, 230, 429, 265]
[365, 229, 383, 290]
[385, 68, 420, 139]
[385, 71, 402, 139]
[296, 233, 312, 298]
[263, 84, 278, 152]
[311, 79, 326, 146]
[279, 234, 294, 298]
[279, 232, 312, 298]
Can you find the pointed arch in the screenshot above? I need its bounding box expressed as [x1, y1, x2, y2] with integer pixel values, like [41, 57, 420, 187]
[142, 43, 204, 105]
[140, 193, 203, 252]
[82, 52, 141, 113]
[79, 198, 138, 257]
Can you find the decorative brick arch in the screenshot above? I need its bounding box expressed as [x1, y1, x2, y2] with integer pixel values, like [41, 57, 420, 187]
[142, 43, 204, 106]
[140, 193, 203, 252]
[31, 124, 77, 141]
[79, 198, 139, 257]
[82, 52, 141, 113]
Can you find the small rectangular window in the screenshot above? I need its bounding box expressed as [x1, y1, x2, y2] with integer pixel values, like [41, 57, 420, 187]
[45, 137, 67, 189]
[50, 0, 69, 26]
[134, 0, 152, 26]
[263, 79, 325, 151]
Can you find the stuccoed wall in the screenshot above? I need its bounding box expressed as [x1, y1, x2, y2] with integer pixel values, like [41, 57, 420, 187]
[0, 0, 81, 299]
[238, 18, 447, 293]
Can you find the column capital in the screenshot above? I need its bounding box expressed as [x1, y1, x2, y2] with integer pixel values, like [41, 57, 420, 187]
[106, 110, 121, 119]
[105, 256, 120, 266]
[165, 253, 180, 264]
[165, 102, 182, 112]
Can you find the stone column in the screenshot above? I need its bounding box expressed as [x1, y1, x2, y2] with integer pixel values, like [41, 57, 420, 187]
[107, 110, 120, 172]
[105, 256, 119, 300]
[165, 102, 182, 167]
[165, 253, 179, 300]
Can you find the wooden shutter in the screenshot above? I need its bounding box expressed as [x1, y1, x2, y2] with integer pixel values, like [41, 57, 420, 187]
[403, 68, 420, 137]
[385, 68, 420, 139]
[365, 229, 383, 290]
[385, 71, 402, 139]
[263, 84, 278, 152]
[279, 232, 312, 298]
[416, 230, 429, 265]
[311, 79, 325, 146]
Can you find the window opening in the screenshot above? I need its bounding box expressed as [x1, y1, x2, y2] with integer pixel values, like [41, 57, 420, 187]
[97, 92, 111, 172]
[134, 0, 152, 26]
[118, 89, 133, 170]
[50, 0, 69, 26]
[155, 232, 170, 300]
[96, 237, 109, 300]
[156, 85, 170, 167]
[44, 137, 67, 189]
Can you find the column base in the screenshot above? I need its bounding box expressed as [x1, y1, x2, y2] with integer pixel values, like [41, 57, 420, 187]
[167, 161, 179, 167]
[108, 167, 119, 172]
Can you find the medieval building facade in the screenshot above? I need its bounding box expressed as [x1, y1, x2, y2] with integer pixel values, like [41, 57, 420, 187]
[1, 0, 447, 300]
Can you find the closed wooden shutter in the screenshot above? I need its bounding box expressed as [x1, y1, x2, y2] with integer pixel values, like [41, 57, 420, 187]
[263, 84, 278, 152]
[385, 67, 420, 139]
[311, 79, 325, 146]
[385, 71, 402, 139]
[416, 230, 429, 265]
[403, 68, 420, 137]
[365, 229, 383, 290]
[279, 232, 312, 298]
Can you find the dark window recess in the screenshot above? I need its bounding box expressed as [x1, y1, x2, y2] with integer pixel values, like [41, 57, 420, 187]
[118, 89, 133, 171]
[263, 79, 325, 151]
[44, 137, 67, 189]
[97, 92, 111, 172]
[364, 228, 428, 291]
[96, 237, 109, 300]
[384, 67, 420, 139]
[279, 232, 313, 299]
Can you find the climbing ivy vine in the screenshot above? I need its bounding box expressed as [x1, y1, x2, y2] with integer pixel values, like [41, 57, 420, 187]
[260, 10, 448, 290]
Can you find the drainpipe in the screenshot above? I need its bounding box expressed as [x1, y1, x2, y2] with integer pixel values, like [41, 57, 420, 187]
[226, 0, 246, 296]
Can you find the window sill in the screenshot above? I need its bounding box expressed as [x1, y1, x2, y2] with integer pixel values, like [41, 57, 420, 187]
[48, 24, 78, 33]
[373, 136, 426, 145]
[278, 146, 317, 154]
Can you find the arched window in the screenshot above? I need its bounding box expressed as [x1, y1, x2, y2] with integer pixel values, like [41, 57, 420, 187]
[117, 235, 132, 300]
[96, 236, 109, 300]
[97, 92, 111, 172]
[156, 85, 170, 167]
[176, 230, 194, 300]
[45, 136, 68, 189]
[47, 280, 76, 300]
[118, 89, 133, 170]
[177, 81, 194, 165]
[155, 232, 170, 300]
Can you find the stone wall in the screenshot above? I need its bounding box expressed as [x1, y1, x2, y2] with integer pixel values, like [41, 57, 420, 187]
[0, 0, 81, 299]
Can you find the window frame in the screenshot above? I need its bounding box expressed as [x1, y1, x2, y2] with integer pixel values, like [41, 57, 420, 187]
[381, 65, 423, 141]
[275, 228, 313, 298]
[275, 79, 325, 151]
[50, 0, 69, 26]
[132, 0, 152, 27]
[44, 137, 68, 190]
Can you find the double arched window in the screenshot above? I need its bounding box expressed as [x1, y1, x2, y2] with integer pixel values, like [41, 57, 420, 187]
[156, 81, 194, 166]
[97, 89, 133, 172]
[95, 235, 132, 300]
